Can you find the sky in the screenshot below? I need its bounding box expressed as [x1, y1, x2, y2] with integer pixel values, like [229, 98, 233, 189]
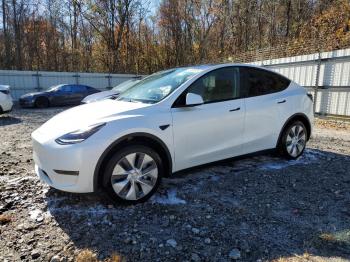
[144, 0, 159, 16]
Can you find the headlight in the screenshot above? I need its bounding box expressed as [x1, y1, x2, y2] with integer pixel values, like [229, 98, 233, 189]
[55, 123, 106, 145]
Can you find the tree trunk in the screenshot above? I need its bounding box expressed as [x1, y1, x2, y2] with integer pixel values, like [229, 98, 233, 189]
[12, 0, 23, 70]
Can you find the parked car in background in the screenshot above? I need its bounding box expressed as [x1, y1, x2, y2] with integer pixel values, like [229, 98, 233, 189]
[0, 85, 14, 114]
[19, 84, 100, 108]
[32, 64, 313, 204]
[81, 78, 141, 104]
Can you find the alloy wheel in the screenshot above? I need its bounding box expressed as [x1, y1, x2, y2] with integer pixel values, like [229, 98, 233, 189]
[110, 152, 158, 201]
[286, 124, 306, 157]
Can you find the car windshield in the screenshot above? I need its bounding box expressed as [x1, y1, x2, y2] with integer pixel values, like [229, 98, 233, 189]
[112, 80, 140, 93]
[117, 68, 203, 104]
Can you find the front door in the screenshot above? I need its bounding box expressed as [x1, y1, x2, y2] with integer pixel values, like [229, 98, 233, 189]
[171, 67, 245, 171]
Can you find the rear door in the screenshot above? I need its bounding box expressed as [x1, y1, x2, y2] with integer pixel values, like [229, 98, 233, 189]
[85, 86, 98, 95]
[51, 85, 74, 106]
[171, 67, 245, 171]
[240, 67, 291, 154]
[71, 85, 88, 104]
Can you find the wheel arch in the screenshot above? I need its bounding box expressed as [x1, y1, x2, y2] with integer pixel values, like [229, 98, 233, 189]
[35, 96, 50, 106]
[276, 113, 312, 147]
[93, 132, 172, 191]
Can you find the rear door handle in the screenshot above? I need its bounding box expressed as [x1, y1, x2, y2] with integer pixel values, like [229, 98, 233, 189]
[229, 107, 241, 112]
[277, 100, 286, 104]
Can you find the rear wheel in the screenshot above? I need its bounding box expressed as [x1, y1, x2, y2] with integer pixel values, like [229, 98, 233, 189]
[103, 145, 163, 204]
[278, 121, 307, 160]
[35, 97, 49, 108]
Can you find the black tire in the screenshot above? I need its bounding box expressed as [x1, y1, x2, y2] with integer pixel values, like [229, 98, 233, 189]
[35, 97, 49, 108]
[278, 120, 308, 160]
[103, 145, 163, 204]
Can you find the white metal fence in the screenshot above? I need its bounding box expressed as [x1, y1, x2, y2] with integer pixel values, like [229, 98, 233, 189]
[0, 70, 139, 100]
[252, 48, 350, 117]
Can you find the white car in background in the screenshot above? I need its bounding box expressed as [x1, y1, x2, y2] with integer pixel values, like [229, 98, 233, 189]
[0, 85, 14, 114]
[81, 78, 141, 104]
[32, 64, 314, 204]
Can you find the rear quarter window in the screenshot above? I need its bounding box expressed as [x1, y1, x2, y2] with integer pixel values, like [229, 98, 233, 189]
[240, 67, 291, 97]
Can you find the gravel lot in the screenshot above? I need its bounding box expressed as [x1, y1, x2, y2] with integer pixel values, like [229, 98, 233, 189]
[1, 107, 350, 262]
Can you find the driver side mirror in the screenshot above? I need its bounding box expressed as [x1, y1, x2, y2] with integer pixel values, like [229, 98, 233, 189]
[186, 93, 204, 106]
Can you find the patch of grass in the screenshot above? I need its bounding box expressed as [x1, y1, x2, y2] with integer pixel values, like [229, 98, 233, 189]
[319, 233, 337, 242]
[311, 230, 350, 255]
[105, 254, 124, 262]
[76, 249, 97, 262]
[319, 230, 350, 245]
[301, 251, 311, 259]
[272, 252, 311, 262]
[0, 214, 12, 225]
[75, 250, 125, 262]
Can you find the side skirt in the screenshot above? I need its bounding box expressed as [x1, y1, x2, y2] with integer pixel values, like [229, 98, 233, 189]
[172, 148, 277, 176]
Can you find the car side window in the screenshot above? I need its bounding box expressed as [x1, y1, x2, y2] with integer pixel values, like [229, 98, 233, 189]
[186, 67, 241, 104]
[61, 85, 72, 92]
[74, 85, 87, 93]
[240, 67, 291, 97]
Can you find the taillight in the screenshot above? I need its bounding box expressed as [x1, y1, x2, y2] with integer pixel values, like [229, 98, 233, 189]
[307, 93, 313, 102]
[0, 90, 10, 95]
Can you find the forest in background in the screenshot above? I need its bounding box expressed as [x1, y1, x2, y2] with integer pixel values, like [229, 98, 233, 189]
[0, 0, 350, 74]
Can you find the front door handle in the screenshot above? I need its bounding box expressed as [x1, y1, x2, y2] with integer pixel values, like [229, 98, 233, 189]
[229, 107, 241, 112]
[277, 100, 286, 104]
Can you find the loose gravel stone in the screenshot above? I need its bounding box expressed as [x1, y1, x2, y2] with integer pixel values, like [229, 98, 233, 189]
[1, 108, 350, 261]
[166, 239, 177, 248]
[229, 249, 241, 260]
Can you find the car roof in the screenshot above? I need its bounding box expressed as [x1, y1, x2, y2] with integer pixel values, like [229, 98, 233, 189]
[179, 63, 273, 71]
[178, 63, 289, 80]
[59, 84, 93, 88]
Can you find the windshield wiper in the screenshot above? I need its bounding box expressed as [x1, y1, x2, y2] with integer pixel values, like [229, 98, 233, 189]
[109, 95, 118, 100]
[117, 97, 143, 103]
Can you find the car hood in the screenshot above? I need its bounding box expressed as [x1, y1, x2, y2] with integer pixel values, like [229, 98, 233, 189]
[33, 99, 150, 140]
[21, 91, 48, 98]
[0, 85, 10, 91]
[82, 90, 119, 103]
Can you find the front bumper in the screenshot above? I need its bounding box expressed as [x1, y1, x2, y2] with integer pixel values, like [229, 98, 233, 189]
[32, 131, 101, 193]
[19, 98, 35, 107]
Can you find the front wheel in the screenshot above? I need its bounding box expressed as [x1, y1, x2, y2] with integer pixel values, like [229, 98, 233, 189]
[35, 97, 49, 108]
[103, 145, 163, 204]
[278, 121, 307, 160]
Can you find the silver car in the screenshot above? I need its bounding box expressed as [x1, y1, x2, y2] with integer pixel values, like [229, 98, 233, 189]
[81, 79, 141, 104]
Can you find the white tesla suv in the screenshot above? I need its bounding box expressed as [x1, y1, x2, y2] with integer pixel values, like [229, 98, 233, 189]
[32, 64, 313, 203]
[0, 85, 14, 114]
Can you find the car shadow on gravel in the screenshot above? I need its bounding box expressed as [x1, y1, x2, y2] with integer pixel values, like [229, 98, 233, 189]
[0, 116, 22, 126]
[44, 148, 350, 261]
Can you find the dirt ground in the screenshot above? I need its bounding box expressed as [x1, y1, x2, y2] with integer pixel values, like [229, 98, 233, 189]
[0, 107, 350, 262]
